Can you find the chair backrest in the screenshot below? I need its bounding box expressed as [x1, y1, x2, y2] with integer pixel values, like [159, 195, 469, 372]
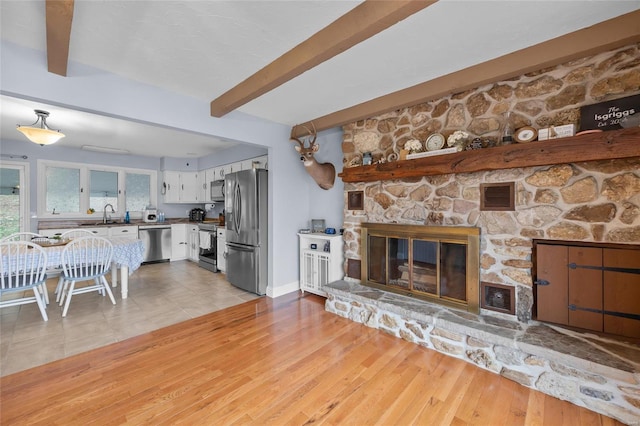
[62, 236, 113, 279]
[60, 229, 97, 240]
[0, 241, 48, 290]
[1, 232, 45, 242]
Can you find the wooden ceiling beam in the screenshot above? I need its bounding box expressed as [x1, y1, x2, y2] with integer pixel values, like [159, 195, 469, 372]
[210, 0, 437, 118]
[46, 0, 75, 76]
[292, 10, 640, 138]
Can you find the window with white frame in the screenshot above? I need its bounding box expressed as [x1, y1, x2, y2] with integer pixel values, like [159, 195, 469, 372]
[37, 160, 157, 218]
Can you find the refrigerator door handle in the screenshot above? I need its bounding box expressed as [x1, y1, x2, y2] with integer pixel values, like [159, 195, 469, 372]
[227, 242, 256, 253]
[234, 182, 242, 234]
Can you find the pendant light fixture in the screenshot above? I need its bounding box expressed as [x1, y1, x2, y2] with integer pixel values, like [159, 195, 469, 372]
[16, 109, 65, 146]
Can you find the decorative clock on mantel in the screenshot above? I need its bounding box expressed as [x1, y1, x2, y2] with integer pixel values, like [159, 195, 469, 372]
[426, 133, 445, 151]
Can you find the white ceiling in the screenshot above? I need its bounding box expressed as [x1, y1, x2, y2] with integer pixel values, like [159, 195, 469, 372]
[1, 0, 638, 158]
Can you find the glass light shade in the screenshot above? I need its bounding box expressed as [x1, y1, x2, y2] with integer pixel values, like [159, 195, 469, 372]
[16, 126, 65, 145]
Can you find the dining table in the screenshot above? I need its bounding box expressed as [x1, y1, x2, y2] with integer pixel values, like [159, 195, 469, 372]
[2, 236, 145, 299]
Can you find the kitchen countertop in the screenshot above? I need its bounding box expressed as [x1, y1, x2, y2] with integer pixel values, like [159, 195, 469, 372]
[37, 218, 196, 229]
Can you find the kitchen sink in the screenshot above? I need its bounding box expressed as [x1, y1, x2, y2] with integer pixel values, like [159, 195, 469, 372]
[80, 221, 121, 226]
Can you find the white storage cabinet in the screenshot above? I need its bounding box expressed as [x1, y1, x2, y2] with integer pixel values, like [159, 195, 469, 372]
[39, 227, 109, 238]
[188, 225, 200, 262]
[163, 171, 202, 203]
[109, 226, 139, 239]
[216, 228, 226, 272]
[298, 233, 343, 296]
[170, 224, 188, 261]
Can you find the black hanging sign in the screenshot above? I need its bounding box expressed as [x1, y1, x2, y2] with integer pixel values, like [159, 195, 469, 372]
[579, 94, 639, 131]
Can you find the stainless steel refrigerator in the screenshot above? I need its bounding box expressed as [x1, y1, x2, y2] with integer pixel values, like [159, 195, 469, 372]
[225, 169, 268, 295]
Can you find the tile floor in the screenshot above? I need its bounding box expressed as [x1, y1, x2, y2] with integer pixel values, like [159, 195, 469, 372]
[0, 260, 259, 376]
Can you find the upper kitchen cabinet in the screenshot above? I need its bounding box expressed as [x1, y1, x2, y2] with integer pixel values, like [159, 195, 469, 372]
[254, 155, 268, 170]
[162, 171, 202, 203]
[199, 168, 218, 203]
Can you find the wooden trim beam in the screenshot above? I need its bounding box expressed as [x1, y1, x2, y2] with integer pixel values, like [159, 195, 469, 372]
[293, 10, 640, 137]
[210, 0, 437, 117]
[46, 0, 74, 76]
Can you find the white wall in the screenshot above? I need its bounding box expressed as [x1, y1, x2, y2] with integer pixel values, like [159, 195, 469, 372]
[0, 41, 344, 296]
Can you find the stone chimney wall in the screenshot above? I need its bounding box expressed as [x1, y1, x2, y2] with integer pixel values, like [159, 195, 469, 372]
[341, 43, 640, 321]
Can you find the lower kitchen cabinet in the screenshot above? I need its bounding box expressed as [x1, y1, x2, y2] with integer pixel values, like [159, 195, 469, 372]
[298, 233, 343, 297]
[188, 225, 199, 262]
[170, 224, 188, 261]
[39, 227, 109, 238]
[217, 228, 226, 272]
[109, 226, 139, 239]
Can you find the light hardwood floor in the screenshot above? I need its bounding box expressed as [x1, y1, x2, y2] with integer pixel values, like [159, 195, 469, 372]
[0, 260, 258, 376]
[1, 289, 624, 425]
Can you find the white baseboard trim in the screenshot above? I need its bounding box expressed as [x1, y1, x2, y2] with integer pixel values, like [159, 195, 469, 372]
[267, 280, 299, 298]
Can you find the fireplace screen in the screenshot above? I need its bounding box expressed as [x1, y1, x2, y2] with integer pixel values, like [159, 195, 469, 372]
[362, 223, 479, 312]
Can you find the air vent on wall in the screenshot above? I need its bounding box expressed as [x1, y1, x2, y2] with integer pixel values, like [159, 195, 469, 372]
[347, 258, 361, 280]
[481, 282, 515, 315]
[480, 182, 515, 211]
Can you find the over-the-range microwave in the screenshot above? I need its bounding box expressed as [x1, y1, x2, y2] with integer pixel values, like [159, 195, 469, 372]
[210, 180, 225, 201]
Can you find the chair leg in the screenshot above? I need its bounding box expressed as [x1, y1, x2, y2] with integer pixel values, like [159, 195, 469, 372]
[62, 281, 76, 317]
[40, 282, 49, 305]
[32, 288, 48, 321]
[101, 276, 116, 305]
[95, 278, 105, 296]
[55, 276, 65, 303]
[59, 279, 71, 307]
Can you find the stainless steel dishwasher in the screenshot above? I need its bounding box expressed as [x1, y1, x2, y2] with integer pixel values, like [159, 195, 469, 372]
[138, 225, 172, 263]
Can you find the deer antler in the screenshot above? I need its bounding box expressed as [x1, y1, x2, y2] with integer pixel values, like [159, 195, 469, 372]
[290, 122, 317, 147]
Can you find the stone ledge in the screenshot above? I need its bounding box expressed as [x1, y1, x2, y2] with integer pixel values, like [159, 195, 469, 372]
[325, 280, 640, 425]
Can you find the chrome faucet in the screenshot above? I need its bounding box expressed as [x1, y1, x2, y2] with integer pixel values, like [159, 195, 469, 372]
[103, 203, 115, 224]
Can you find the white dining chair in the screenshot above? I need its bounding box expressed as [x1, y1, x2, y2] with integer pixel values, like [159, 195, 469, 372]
[0, 241, 49, 321]
[53, 229, 98, 302]
[58, 236, 115, 317]
[1, 232, 52, 303]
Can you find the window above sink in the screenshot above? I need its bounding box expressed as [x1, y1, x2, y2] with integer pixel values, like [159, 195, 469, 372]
[37, 159, 157, 219]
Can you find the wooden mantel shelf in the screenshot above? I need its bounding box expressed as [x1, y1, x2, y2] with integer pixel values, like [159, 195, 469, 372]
[339, 127, 640, 183]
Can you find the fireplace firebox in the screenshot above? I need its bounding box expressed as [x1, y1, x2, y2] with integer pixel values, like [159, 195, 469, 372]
[361, 223, 480, 313]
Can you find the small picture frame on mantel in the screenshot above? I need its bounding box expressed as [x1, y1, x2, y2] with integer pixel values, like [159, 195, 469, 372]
[348, 191, 364, 210]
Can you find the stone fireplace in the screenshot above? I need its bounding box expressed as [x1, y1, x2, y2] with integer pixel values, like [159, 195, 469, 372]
[324, 44, 640, 423]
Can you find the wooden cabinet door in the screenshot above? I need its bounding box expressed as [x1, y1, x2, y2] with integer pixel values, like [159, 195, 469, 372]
[603, 248, 640, 338]
[568, 247, 602, 332]
[535, 244, 568, 325]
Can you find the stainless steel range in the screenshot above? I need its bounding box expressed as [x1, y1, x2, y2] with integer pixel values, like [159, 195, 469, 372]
[198, 222, 218, 272]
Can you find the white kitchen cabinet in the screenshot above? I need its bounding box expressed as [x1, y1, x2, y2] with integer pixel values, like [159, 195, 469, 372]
[162, 171, 181, 203]
[180, 172, 200, 203]
[215, 164, 233, 180]
[170, 224, 188, 261]
[39, 227, 109, 238]
[200, 168, 218, 202]
[188, 225, 200, 262]
[298, 233, 344, 297]
[163, 171, 202, 203]
[108, 225, 139, 239]
[254, 155, 268, 170]
[216, 228, 226, 272]
[239, 158, 256, 170]
[239, 156, 268, 171]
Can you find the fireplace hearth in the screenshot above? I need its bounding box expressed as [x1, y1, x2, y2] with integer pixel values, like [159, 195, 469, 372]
[324, 280, 640, 424]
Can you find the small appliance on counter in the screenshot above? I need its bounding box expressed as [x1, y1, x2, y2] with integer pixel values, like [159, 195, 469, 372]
[143, 208, 158, 223]
[190, 208, 206, 222]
